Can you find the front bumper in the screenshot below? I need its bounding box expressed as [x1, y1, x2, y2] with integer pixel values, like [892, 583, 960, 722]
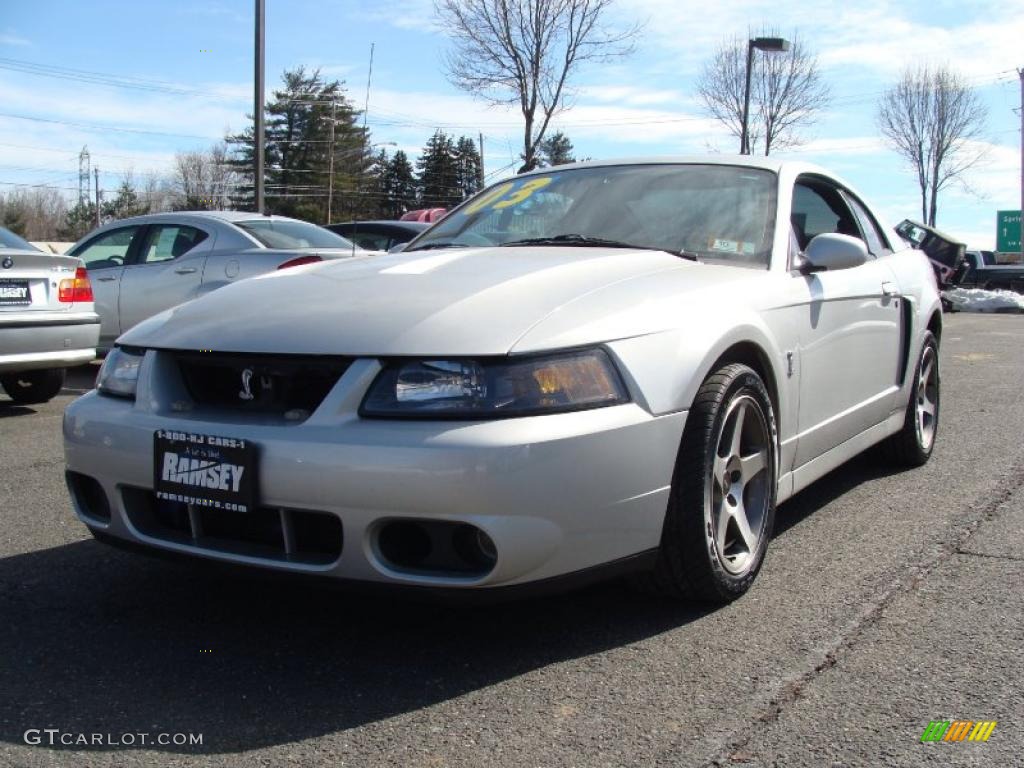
[63, 355, 686, 589]
[0, 312, 99, 373]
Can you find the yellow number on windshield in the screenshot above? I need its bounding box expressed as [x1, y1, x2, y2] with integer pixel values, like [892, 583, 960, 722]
[493, 177, 554, 209]
[463, 183, 514, 215]
[463, 177, 555, 216]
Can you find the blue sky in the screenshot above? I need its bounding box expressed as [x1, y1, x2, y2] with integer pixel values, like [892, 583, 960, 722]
[1, 0, 1021, 247]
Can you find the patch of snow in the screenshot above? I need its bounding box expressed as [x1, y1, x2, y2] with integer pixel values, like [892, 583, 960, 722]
[943, 287, 1024, 314]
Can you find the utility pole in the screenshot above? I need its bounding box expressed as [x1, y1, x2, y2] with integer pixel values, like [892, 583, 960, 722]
[1019, 67, 1023, 262]
[327, 100, 337, 223]
[478, 132, 485, 187]
[254, 0, 265, 214]
[93, 168, 101, 227]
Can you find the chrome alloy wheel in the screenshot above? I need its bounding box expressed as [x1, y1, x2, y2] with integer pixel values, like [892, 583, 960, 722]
[708, 395, 773, 576]
[916, 345, 939, 452]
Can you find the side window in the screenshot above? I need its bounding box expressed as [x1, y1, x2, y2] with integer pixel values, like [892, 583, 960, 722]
[73, 227, 140, 270]
[137, 225, 208, 264]
[791, 182, 862, 251]
[846, 195, 891, 257]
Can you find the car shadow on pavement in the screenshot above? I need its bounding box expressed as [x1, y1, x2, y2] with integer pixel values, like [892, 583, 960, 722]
[772, 452, 907, 539]
[0, 402, 37, 418]
[0, 537, 713, 755]
[0, 451, 909, 756]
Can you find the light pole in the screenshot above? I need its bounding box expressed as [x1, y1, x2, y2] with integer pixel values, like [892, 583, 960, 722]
[254, 0, 266, 213]
[741, 36, 790, 155]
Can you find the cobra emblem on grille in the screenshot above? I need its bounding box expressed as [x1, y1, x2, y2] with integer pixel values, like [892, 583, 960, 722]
[239, 368, 255, 401]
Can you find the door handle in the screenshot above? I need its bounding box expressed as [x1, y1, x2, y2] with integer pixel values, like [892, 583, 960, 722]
[881, 281, 896, 296]
[174, 267, 197, 275]
[95, 276, 117, 282]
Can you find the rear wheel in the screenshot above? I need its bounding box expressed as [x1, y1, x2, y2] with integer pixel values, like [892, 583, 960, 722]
[0, 368, 66, 404]
[645, 364, 777, 603]
[879, 331, 938, 467]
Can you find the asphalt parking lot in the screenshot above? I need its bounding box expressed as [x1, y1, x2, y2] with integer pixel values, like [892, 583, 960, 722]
[1, 312, 1022, 768]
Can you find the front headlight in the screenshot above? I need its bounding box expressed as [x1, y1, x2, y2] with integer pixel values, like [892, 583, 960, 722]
[96, 346, 144, 399]
[360, 348, 629, 418]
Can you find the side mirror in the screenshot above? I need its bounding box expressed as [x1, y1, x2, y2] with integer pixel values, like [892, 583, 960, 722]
[801, 233, 868, 273]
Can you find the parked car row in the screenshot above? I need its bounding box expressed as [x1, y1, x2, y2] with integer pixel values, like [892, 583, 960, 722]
[1, 209, 437, 404]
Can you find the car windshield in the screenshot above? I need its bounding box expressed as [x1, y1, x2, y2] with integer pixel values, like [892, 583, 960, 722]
[0, 226, 38, 251]
[408, 164, 778, 267]
[235, 219, 356, 250]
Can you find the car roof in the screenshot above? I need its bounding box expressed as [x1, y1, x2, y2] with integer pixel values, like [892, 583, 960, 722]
[517, 154, 832, 178]
[330, 220, 428, 230]
[107, 211, 304, 226]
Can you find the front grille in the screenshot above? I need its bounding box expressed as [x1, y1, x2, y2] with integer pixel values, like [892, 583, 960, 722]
[175, 352, 352, 419]
[122, 487, 343, 565]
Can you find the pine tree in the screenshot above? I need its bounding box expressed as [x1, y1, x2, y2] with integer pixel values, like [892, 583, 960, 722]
[416, 131, 461, 209]
[378, 150, 418, 218]
[453, 136, 483, 199]
[537, 132, 576, 167]
[226, 67, 372, 222]
[58, 203, 98, 241]
[102, 179, 149, 221]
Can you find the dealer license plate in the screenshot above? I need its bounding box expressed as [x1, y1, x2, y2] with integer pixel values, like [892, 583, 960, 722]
[153, 430, 257, 512]
[0, 279, 30, 306]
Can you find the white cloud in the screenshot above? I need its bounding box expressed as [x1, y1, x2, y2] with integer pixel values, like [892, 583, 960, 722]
[0, 32, 30, 47]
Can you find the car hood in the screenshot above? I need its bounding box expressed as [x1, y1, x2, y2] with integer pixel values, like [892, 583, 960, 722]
[120, 246, 755, 356]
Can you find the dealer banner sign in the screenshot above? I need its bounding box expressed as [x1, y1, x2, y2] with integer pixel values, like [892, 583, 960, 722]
[153, 430, 257, 513]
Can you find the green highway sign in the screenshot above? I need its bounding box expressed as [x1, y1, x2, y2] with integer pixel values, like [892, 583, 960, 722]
[997, 210, 1021, 252]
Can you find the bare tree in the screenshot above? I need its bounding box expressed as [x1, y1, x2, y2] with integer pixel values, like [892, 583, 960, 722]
[172, 142, 237, 210]
[697, 31, 829, 155]
[435, 0, 639, 172]
[0, 188, 68, 240]
[877, 65, 987, 227]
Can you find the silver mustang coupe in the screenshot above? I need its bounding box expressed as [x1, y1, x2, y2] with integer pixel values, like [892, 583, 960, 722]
[63, 158, 941, 602]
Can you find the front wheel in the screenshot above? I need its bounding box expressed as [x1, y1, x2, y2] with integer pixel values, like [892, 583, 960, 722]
[0, 368, 67, 404]
[645, 363, 778, 603]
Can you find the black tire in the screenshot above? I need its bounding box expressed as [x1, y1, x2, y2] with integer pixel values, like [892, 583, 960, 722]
[642, 363, 778, 603]
[879, 331, 939, 467]
[0, 368, 66, 404]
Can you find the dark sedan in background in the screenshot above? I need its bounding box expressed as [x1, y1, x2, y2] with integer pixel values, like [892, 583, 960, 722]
[325, 220, 428, 252]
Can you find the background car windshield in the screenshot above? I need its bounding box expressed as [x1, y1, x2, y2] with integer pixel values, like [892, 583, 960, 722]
[236, 219, 355, 250]
[0, 226, 38, 251]
[410, 164, 777, 266]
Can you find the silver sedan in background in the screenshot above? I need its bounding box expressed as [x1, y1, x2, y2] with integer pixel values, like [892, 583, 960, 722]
[67, 211, 371, 351]
[0, 226, 99, 403]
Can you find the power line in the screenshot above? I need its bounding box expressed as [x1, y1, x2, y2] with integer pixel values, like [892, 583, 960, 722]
[0, 56, 238, 100]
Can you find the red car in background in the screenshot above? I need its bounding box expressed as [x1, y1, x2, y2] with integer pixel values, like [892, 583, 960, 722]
[400, 208, 447, 223]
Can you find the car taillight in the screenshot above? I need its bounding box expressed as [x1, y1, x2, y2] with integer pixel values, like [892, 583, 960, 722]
[277, 255, 322, 270]
[58, 267, 94, 303]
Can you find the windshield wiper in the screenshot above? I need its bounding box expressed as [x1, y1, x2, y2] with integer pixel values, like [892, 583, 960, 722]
[501, 234, 646, 249]
[502, 233, 700, 261]
[406, 242, 472, 251]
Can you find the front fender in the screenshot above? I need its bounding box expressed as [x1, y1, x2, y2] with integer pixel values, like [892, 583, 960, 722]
[604, 313, 788, 420]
